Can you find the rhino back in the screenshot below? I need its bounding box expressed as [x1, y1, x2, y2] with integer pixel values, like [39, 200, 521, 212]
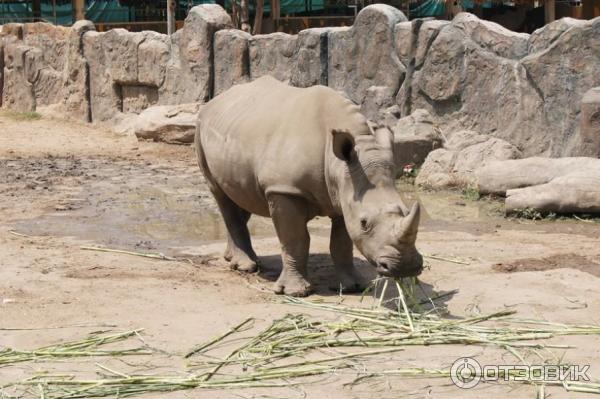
[198, 76, 338, 216]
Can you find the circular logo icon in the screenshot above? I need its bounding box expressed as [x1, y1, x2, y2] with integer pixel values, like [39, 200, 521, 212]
[450, 357, 482, 389]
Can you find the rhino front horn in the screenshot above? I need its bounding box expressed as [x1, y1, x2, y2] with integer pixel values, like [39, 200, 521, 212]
[398, 202, 420, 241]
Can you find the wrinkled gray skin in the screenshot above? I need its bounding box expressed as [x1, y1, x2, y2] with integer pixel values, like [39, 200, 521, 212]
[196, 76, 423, 296]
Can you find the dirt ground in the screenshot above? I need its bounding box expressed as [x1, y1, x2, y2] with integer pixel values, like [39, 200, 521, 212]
[1, 111, 600, 399]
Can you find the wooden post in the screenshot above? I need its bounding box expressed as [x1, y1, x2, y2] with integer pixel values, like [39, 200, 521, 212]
[73, 0, 85, 21]
[544, 0, 555, 23]
[270, 0, 280, 31]
[272, 0, 280, 20]
[240, 0, 250, 32]
[167, 0, 176, 35]
[253, 0, 264, 34]
[32, 0, 42, 22]
[52, 0, 57, 24]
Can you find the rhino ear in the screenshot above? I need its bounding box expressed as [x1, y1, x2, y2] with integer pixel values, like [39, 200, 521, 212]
[331, 129, 355, 162]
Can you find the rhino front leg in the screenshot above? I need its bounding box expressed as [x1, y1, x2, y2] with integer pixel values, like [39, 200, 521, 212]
[268, 193, 313, 297]
[330, 216, 367, 292]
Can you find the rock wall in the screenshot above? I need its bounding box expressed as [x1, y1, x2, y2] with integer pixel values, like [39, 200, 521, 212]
[1, 5, 598, 158]
[0, 29, 4, 107]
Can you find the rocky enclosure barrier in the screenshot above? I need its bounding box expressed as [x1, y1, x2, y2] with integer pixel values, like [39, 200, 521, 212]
[1, 5, 599, 159]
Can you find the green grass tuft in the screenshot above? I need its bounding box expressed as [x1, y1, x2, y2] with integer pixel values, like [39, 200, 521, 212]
[0, 110, 42, 121]
[461, 187, 480, 201]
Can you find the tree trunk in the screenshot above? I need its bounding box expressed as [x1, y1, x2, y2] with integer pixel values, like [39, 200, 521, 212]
[252, 0, 264, 35]
[240, 0, 250, 32]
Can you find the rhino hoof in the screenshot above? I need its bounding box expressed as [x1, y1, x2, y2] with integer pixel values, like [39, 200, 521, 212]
[273, 279, 313, 297]
[328, 282, 366, 293]
[330, 268, 368, 293]
[229, 258, 258, 273]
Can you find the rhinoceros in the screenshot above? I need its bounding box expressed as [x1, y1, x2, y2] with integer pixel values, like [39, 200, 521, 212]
[196, 76, 423, 296]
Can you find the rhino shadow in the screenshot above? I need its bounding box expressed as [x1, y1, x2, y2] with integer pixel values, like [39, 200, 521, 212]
[257, 253, 457, 307]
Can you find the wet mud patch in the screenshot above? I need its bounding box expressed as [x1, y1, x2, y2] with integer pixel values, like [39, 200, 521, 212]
[5, 156, 275, 253]
[492, 254, 600, 278]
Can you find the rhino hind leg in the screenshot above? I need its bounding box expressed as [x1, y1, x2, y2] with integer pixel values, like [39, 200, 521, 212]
[212, 187, 259, 273]
[267, 193, 313, 297]
[329, 217, 368, 293]
[197, 136, 258, 273]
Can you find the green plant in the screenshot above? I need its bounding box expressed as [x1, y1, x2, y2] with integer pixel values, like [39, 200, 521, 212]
[511, 207, 544, 220]
[0, 110, 42, 121]
[462, 187, 480, 201]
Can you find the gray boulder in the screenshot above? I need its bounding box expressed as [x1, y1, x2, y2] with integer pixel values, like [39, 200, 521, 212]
[328, 5, 406, 108]
[2, 42, 36, 112]
[137, 32, 170, 87]
[528, 17, 586, 54]
[214, 29, 251, 95]
[290, 28, 329, 88]
[1, 23, 71, 113]
[0, 35, 4, 107]
[85, 29, 168, 120]
[249, 32, 297, 82]
[405, 19, 544, 155]
[216, 27, 329, 94]
[415, 130, 521, 189]
[391, 109, 443, 171]
[83, 30, 126, 121]
[477, 157, 600, 214]
[451, 13, 529, 59]
[521, 18, 600, 157]
[399, 13, 600, 158]
[579, 87, 600, 157]
[162, 5, 232, 104]
[134, 103, 201, 144]
[62, 20, 95, 122]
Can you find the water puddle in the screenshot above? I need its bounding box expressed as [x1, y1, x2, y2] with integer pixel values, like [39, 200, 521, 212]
[10, 157, 597, 255]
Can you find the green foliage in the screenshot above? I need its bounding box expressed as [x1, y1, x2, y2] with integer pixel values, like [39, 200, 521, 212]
[510, 207, 544, 220]
[0, 110, 42, 121]
[461, 187, 480, 201]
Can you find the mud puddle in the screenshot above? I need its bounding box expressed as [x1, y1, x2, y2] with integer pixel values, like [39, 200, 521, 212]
[5, 157, 598, 257]
[6, 156, 333, 254]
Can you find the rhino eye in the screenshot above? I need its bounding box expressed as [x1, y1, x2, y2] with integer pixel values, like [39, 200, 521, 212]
[360, 218, 371, 232]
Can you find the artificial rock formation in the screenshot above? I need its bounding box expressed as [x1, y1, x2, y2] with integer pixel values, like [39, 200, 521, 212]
[415, 130, 522, 189]
[134, 103, 201, 144]
[162, 5, 232, 105]
[214, 27, 330, 95]
[328, 4, 406, 120]
[249, 32, 297, 82]
[387, 108, 443, 171]
[579, 87, 600, 157]
[83, 4, 231, 123]
[1, 5, 598, 160]
[477, 157, 600, 214]
[214, 29, 251, 96]
[0, 34, 4, 107]
[398, 14, 599, 157]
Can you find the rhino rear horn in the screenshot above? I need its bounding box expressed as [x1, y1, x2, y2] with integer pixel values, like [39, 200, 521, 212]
[374, 125, 393, 150]
[397, 202, 420, 242]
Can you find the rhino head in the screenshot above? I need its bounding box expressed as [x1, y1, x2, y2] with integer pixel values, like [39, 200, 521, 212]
[328, 125, 423, 278]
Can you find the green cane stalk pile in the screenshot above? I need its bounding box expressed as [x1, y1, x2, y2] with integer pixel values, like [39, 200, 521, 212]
[2, 279, 600, 398]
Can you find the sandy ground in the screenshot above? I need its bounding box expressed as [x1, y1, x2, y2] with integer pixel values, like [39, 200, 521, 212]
[1, 111, 600, 399]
